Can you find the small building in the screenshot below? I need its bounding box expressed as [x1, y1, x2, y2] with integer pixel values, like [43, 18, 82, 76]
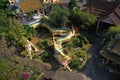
[83, 0, 120, 30]
[18, 0, 43, 14]
[100, 36, 120, 73]
[7, 0, 44, 25]
[99, 5, 120, 26]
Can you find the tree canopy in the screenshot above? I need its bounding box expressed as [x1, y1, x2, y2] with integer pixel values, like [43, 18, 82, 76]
[69, 8, 97, 30]
[0, 0, 7, 8]
[107, 26, 120, 37]
[49, 6, 69, 28]
[68, 0, 78, 10]
[0, 11, 36, 47]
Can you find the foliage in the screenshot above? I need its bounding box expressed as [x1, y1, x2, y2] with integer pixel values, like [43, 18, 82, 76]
[0, 59, 41, 80]
[78, 35, 89, 47]
[43, 51, 51, 59]
[0, 0, 7, 8]
[0, 10, 36, 47]
[68, 0, 78, 10]
[72, 38, 80, 47]
[23, 25, 36, 40]
[0, 60, 24, 80]
[4, 9, 14, 17]
[40, 17, 49, 24]
[69, 8, 97, 30]
[37, 39, 48, 48]
[70, 35, 89, 48]
[20, 50, 27, 57]
[6, 18, 26, 47]
[49, 6, 69, 28]
[0, 12, 26, 46]
[70, 59, 80, 70]
[70, 51, 85, 70]
[42, 51, 52, 62]
[107, 26, 120, 37]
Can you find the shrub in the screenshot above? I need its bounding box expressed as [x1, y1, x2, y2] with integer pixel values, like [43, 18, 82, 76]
[20, 50, 27, 57]
[37, 40, 48, 48]
[79, 35, 89, 47]
[69, 8, 97, 30]
[71, 36, 89, 48]
[76, 51, 85, 58]
[70, 51, 85, 70]
[42, 51, 52, 62]
[72, 38, 80, 47]
[107, 26, 120, 37]
[43, 52, 50, 58]
[40, 17, 49, 24]
[23, 25, 36, 40]
[70, 59, 80, 70]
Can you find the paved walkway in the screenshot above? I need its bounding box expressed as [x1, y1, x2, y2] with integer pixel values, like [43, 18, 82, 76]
[83, 32, 114, 80]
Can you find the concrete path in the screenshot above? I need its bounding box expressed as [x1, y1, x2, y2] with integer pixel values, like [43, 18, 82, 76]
[83, 32, 114, 80]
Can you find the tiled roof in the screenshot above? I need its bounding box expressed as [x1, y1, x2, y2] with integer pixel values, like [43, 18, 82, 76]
[84, 0, 119, 11]
[108, 5, 120, 25]
[101, 5, 120, 25]
[18, 0, 43, 13]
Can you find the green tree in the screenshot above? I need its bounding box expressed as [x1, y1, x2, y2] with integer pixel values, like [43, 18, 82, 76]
[69, 8, 97, 30]
[0, 0, 7, 8]
[40, 17, 49, 24]
[78, 35, 89, 47]
[49, 6, 69, 28]
[7, 18, 26, 46]
[23, 25, 36, 40]
[107, 26, 120, 37]
[72, 38, 80, 47]
[68, 0, 78, 10]
[0, 9, 36, 47]
[0, 12, 25, 46]
[0, 10, 9, 37]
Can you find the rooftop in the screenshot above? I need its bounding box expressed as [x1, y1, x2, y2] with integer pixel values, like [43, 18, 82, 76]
[18, 0, 43, 13]
[108, 5, 120, 25]
[84, 0, 119, 12]
[100, 39, 120, 65]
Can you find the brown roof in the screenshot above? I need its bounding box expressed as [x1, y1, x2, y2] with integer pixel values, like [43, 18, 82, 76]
[109, 13, 120, 25]
[108, 5, 120, 25]
[114, 7, 120, 17]
[98, 4, 120, 25]
[18, 0, 43, 13]
[84, 0, 119, 12]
